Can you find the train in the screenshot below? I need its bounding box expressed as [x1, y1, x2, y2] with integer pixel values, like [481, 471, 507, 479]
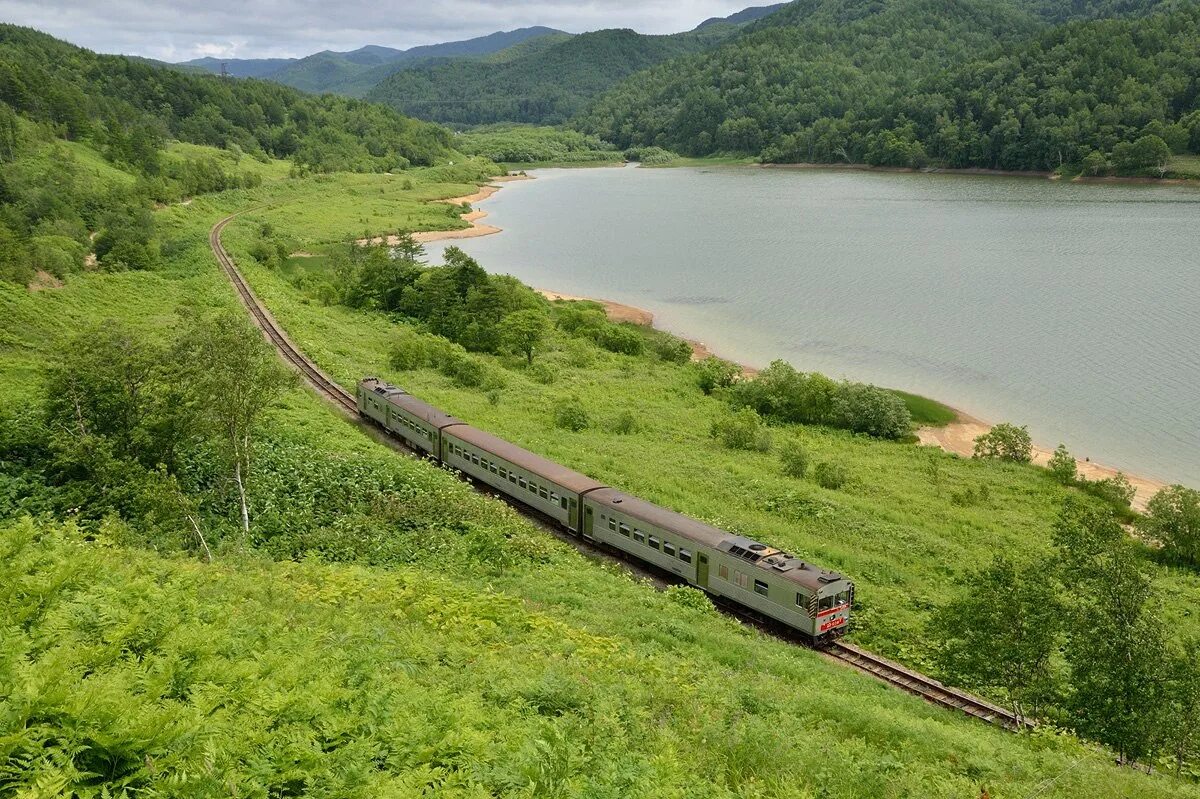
[357, 376, 854, 643]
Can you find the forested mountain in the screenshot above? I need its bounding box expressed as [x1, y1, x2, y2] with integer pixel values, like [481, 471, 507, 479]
[365, 22, 753, 126]
[576, 0, 1200, 173]
[181, 27, 567, 96]
[695, 3, 788, 28]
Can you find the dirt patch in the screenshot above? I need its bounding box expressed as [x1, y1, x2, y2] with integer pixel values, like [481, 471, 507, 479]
[28, 270, 63, 291]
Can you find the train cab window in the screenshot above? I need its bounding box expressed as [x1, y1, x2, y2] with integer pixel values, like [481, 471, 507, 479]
[718, 564, 729, 580]
[608, 517, 617, 532]
[818, 591, 851, 612]
[679, 549, 692, 563]
[648, 535, 660, 550]
[663, 542, 676, 557]
[754, 579, 769, 597]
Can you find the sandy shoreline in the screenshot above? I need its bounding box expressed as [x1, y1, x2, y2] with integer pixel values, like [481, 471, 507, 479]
[359, 174, 530, 247]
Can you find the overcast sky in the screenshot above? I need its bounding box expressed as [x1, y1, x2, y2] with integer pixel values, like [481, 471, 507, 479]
[0, 0, 761, 61]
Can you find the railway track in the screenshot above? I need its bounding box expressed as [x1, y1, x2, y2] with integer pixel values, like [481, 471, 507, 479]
[209, 212, 1026, 735]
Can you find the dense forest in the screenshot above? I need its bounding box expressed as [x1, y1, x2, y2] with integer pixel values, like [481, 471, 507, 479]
[365, 24, 750, 126]
[576, 0, 1200, 173]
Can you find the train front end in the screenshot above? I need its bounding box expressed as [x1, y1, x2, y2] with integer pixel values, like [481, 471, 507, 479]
[812, 578, 854, 642]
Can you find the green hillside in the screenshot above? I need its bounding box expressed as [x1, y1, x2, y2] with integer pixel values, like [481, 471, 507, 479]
[365, 25, 748, 126]
[577, 0, 1200, 174]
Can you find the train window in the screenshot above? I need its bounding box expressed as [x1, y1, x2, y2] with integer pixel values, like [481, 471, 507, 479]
[648, 535, 660, 550]
[663, 542, 676, 557]
[472, 454, 480, 466]
[539, 487, 548, 500]
[632, 529, 643, 543]
[618, 523, 631, 537]
[718, 564, 729, 580]
[509, 473, 517, 485]
[528, 482, 537, 495]
[679, 549, 693, 564]
[754, 579, 769, 597]
[608, 518, 617, 532]
[560, 497, 568, 510]
[518, 477, 527, 489]
[734, 571, 749, 589]
[498, 467, 507, 479]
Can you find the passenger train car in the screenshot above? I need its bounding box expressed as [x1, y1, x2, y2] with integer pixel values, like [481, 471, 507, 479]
[357, 376, 854, 642]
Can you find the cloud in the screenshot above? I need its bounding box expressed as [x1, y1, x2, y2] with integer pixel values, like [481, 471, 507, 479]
[0, 0, 757, 60]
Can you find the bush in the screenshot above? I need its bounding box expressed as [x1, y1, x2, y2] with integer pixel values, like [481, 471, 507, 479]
[440, 351, 490, 389]
[553, 397, 589, 432]
[556, 306, 607, 335]
[780, 441, 810, 479]
[1047, 444, 1077, 484]
[695, 357, 740, 395]
[651, 334, 692, 364]
[1140, 485, 1200, 566]
[1083, 472, 1136, 509]
[710, 408, 771, 452]
[973, 423, 1033, 463]
[598, 324, 645, 356]
[389, 328, 431, 370]
[623, 146, 677, 165]
[527, 361, 556, 384]
[829, 382, 913, 440]
[612, 410, 639, 435]
[813, 461, 849, 490]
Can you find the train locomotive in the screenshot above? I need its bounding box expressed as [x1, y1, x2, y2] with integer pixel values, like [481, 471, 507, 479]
[357, 376, 854, 643]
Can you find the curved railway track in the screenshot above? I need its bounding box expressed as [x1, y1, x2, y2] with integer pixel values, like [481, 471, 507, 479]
[209, 212, 1026, 734]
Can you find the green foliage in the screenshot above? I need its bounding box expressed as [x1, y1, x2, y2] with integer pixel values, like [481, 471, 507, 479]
[648, 331, 692, 364]
[891, 390, 957, 426]
[813, 460, 849, 490]
[1048, 443, 1078, 484]
[779, 440, 810, 479]
[611, 409, 639, 435]
[623, 145, 678, 165]
[578, 0, 1200, 173]
[694, 356, 740, 395]
[1081, 470, 1136, 509]
[729, 360, 912, 440]
[458, 125, 621, 164]
[1141, 485, 1200, 567]
[597, 323, 645, 356]
[501, 307, 551, 364]
[366, 27, 740, 127]
[973, 422, 1033, 462]
[930, 555, 1060, 724]
[552, 396, 589, 432]
[710, 407, 771, 452]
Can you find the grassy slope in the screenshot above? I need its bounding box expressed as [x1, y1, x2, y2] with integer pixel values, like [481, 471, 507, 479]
[219, 189, 1200, 668]
[4, 161, 1198, 796]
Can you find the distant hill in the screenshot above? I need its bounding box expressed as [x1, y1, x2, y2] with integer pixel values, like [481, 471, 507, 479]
[179, 27, 566, 95]
[694, 3, 787, 28]
[363, 5, 779, 127]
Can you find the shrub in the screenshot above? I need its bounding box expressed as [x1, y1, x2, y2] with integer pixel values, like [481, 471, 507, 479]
[598, 324, 644, 356]
[440, 351, 487, 389]
[710, 408, 771, 452]
[1140, 485, 1200, 566]
[1083, 472, 1136, 509]
[623, 146, 677, 165]
[695, 357, 740, 395]
[555, 306, 606, 335]
[389, 328, 431, 370]
[973, 423, 1033, 463]
[651, 334, 692, 364]
[553, 397, 589, 432]
[780, 441, 810, 479]
[527, 361, 556, 384]
[829, 381, 913, 440]
[813, 461, 849, 490]
[1047, 444, 1077, 484]
[612, 410, 639, 435]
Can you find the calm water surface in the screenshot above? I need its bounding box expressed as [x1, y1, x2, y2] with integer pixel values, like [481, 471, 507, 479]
[428, 166, 1200, 486]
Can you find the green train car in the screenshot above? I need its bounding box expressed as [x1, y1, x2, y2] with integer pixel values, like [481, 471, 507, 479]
[357, 377, 853, 643]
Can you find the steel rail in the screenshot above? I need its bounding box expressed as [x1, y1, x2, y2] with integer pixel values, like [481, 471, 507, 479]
[209, 212, 1026, 734]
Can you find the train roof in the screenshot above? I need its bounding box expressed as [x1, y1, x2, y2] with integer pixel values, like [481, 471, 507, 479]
[361, 378, 463, 429]
[587, 488, 847, 592]
[444, 424, 608, 494]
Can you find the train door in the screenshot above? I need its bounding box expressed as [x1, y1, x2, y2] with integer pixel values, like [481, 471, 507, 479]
[568, 498, 579, 532]
[583, 505, 594, 538]
[697, 554, 709, 588]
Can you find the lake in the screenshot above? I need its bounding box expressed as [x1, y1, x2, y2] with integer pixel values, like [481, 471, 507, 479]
[427, 165, 1200, 487]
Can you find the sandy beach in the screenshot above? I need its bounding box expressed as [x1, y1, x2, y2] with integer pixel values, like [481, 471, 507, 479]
[359, 174, 530, 247]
